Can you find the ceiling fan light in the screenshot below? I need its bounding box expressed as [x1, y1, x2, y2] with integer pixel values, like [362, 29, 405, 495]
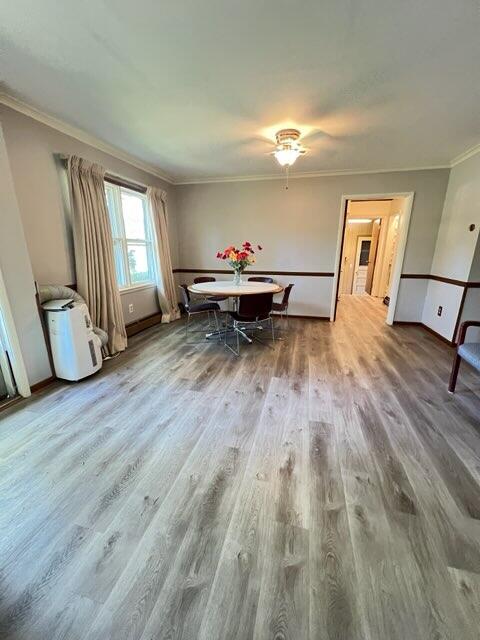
[274, 147, 300, 166]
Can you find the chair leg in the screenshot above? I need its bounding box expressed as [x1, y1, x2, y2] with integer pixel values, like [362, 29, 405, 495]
[251, 319, 275, 349]
[448, 354, 462, 393]
[213, 310, 220, 340]
[225, 320, 240, 356]
[185, 312, 190, 339]
[272, 312, 278, 331]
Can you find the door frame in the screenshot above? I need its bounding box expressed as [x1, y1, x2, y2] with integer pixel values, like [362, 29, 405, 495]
[352, 235, 372, 295]
[330, 192, 415, 325]
[0, 264, 30, 397]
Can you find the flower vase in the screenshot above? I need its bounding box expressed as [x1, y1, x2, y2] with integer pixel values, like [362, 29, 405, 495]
[233, 270, 243, 286]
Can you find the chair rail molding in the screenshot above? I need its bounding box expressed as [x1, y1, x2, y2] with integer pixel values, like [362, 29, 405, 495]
[173, 268, 334, 277]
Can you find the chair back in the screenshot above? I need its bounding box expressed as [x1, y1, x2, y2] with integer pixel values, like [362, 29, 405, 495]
[238, 292, 273, 321]
[282, 283, 294, 305]
[179, 284, 191, 309]
[248, 276, 274, 283]
[194, 276, 216, 284]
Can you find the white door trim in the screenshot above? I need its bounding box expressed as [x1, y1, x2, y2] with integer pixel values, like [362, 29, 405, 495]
[330, 192, 415, 325]
[0, 265, 30, 397]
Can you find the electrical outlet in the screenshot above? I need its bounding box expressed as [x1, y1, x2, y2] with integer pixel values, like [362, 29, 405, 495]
[437, 306, 443, 317]
[128, 303, 134, 314]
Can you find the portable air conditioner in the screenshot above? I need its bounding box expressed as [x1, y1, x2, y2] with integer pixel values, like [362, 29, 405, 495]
[43, 299, 103, 381]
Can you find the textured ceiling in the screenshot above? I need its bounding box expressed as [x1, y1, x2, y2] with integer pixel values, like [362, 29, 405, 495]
[1, 0, 479, 182]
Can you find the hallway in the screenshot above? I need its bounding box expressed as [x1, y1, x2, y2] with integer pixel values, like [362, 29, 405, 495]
[337, 292, 388, 324]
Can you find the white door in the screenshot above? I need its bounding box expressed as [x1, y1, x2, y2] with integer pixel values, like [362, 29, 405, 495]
[352, 236, 371, 295]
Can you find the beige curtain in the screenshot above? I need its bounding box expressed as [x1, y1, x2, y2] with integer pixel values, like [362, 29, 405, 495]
[68, 156, 127, 354]
[147, 187, 180, 322]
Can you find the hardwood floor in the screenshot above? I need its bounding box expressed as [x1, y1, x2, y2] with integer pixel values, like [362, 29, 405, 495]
[1, 295, 480, 639]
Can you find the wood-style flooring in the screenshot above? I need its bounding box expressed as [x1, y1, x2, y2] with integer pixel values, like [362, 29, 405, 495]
[1, 295, 480, 640]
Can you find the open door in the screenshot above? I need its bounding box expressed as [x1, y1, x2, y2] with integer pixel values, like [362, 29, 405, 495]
[365, 219, 381, 295]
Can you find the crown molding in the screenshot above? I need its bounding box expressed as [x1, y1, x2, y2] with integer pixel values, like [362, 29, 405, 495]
[1, 91, 479, 185]
[174, 164, 450, 185]
[450, 141, 480, 167]
[0, 93, 174, 184]
[176, 140, 480, 183]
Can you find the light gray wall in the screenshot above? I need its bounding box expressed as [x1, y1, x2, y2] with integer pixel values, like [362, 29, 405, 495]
[431, 153, 480, 280]
[0, 124, 51, 386]
[120, 285, 160, 324]
[422, 280, 465, 340]
[422, 152, 480, 340]
[468, 234, 480, 282]
[176, 169, 449, 319]
[0, 104, 179, 325]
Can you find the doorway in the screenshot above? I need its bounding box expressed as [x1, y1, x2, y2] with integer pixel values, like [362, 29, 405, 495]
[331, 192, 414, 325]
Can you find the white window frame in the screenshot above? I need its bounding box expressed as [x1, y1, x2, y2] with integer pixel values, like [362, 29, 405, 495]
[105, 183, 156, 291]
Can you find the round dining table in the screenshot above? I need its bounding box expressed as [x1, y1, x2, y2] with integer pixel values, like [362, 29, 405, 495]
[188, 280, 283, 298]
[188, 280, 283, 341]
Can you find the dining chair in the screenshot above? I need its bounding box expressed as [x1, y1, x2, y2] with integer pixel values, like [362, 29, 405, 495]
[448, 320, 480, 392]
[272, 283, 294, 329]
[248, 276, 274, 283]
[179, 284, 221, 340]
[224, 292, 274, 356]
[193, 276, 228, 302]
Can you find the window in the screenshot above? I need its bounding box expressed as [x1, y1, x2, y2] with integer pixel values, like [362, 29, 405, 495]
[359, 240, 371, 266]
[105, 183, 156, 289]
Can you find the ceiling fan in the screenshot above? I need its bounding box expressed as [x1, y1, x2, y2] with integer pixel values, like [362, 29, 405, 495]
[272, 128, 307, 167]
[270, 128, 307, 189]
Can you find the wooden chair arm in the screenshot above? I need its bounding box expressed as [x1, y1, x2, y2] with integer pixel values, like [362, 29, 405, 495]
[457, 321, 480, 346]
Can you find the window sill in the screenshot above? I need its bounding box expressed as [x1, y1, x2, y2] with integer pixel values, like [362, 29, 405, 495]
[119, 283, 156, 295]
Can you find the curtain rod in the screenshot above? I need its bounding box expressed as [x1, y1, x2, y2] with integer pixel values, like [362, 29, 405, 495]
[56, 153, 148, 194]
[104, 174, 147, 194]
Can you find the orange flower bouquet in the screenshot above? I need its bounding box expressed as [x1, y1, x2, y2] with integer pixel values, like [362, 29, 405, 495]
[216, 241, 263, 285]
